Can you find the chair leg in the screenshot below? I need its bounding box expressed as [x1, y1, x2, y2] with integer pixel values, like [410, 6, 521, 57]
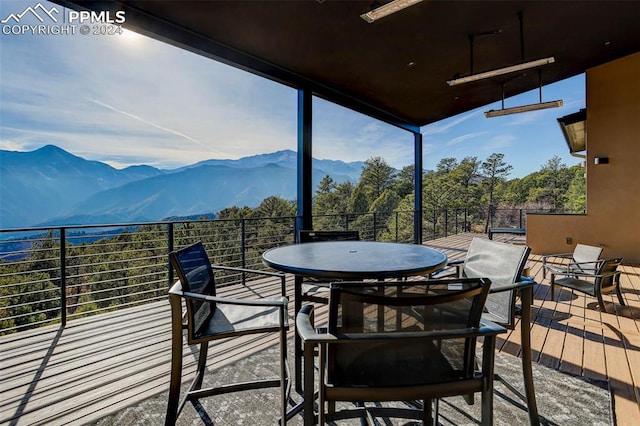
[303, 341, 316, 426]
[596, 290, 608, 312]
[191, 341, 209, 391]
[294, 275, 303, 394]
[520, 287, 540, 426]
[166, 298, 185, 426]
[616, 285, 626, 306]
[279, 310, 289, 424]
[481, 338, 495, 426]
[424, 399, 437, 426]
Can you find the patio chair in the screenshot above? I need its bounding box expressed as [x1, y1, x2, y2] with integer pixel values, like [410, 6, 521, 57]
[297, 229, 360, 304]
[542, 243, 603, 280]
[297, 278, 506, 426]
[290, 230, 360, 394]
[550, 257, 625, 311]
[165, 241, 290, 425]
[445, 237, 540, 425]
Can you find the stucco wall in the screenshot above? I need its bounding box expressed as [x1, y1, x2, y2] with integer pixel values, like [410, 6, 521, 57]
[527, 52, 640, 264]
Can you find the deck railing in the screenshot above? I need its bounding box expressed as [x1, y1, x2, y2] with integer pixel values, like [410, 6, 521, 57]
[0, 208, 531, 334]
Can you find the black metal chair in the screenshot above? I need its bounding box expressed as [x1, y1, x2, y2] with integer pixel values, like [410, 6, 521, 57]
[550, 257, 624, 311]
[296, 229, 360, 304]
[445, 237, 540, 425]
[165, 241, 290, 425]
[297, 278, 506, 425]
[290, 230, 360, 394]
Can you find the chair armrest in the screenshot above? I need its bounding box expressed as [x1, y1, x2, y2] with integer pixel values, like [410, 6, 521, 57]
[170, 282, 287, 307]
[542, 254, 574, 272]
[551, 269, 619, 280]
[542, 253, 574, 261]
[296, 305, 339, 343]
[548, 262, 599, 276]
[479, 318, 508, 335]
[211, 264, 287, 296]
[488, 277, 536, 294]
[430, 258, 464, 279]
[296, 304, 507, 343]
[211, 264, 286, 278]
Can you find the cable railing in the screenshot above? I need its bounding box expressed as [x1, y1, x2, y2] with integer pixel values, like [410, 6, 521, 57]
[0, 208, 530, 335]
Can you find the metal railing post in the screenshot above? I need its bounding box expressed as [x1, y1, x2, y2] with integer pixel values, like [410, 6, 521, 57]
[520, 209, 524, 228]
[60, 228, 67, 327]
[167, 223, 174, 286]
[454, 209, 458, 234]
[432, 210, 437, 240]
[241, 219, 246, 285]
[444, 209, 449, 237]
[372, 212, 377, 241]
[465, 209, 468, 232]
[395, 212, 399, 242]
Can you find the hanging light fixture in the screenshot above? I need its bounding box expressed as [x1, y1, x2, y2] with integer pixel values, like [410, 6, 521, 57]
[360, 0, 423, 23]
[447, 57, 555, 86]
[447, 11, 555, 86]
[485, 100, 563, 117]
[484, 70, 563, 117]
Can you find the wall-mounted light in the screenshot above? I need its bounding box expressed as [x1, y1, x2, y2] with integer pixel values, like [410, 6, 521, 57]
[594, 157, 609, 165]
[360, 0, 423, 23]
[447, 57, 555, 86]
[557, 108, 586, 158]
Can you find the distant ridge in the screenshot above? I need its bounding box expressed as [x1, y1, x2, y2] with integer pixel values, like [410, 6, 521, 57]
[0, 145, 364, 228]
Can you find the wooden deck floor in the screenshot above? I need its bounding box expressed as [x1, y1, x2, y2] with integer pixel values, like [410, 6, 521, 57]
[1, 233, 638, 425]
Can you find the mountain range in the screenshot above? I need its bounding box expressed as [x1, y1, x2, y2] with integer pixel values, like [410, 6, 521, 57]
[0, 145, 364, 228]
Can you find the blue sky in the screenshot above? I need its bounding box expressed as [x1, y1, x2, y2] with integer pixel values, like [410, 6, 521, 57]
[1, 0, 584, 178]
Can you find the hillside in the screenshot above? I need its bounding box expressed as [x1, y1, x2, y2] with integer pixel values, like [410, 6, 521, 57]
[0, 146, 362, 228]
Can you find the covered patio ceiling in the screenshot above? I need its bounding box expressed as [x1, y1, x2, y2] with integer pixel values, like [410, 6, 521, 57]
[56, 1, 640, 130]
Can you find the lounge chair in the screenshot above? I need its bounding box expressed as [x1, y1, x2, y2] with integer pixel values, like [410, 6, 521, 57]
[542, 243, 603, 280]
[550, 257, 625, 311]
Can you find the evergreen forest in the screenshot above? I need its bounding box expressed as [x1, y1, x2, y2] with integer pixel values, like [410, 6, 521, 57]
[0, 153, 585, 334]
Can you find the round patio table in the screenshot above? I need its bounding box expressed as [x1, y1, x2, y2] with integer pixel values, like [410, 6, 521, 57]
[262, 240, 447, 280]
[262, 240, 448, 401]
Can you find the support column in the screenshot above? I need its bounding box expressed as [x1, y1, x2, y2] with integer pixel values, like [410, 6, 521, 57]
[414, 131, 423, 244]
[297, 89, 313, 240]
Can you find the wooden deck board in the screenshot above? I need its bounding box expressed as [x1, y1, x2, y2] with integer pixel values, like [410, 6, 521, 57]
[1, 233, 638, 425]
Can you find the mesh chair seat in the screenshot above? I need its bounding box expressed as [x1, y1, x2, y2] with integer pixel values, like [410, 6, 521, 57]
[195, 300, 287, 339]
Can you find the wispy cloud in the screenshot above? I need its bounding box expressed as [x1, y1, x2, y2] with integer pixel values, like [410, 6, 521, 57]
[421, 109, 483, 137]
[89, 99, 208, 148]
[446, 131, 487, 147]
